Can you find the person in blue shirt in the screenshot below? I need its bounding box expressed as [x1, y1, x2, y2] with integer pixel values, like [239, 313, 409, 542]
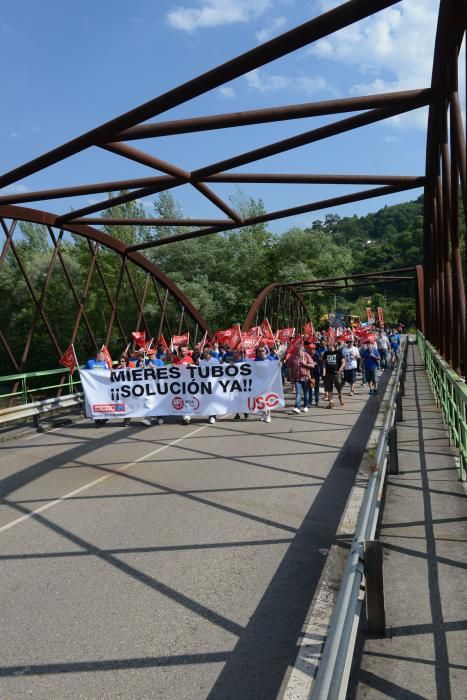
[389, 330, 401, 367]
[254, 344, 277, 422]
[84, 350, 110, 426]
[145, 349, 165, 368]
[84, 350, 108, 370]
[360, 342, 380, 395]
[142, 349, 164, 425]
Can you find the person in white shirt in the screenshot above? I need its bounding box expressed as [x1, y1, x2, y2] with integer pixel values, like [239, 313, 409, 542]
[376, 330, 391, 370]
[198, 347, 219, 424]
[342, 339, 360, 396]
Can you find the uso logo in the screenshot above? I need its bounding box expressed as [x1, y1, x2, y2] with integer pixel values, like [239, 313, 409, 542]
[248, 393, 280, 411]
[172, 397, 185, 410]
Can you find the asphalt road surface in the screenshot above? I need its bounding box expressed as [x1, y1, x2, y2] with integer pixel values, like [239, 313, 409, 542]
[0, 383, 382, 699]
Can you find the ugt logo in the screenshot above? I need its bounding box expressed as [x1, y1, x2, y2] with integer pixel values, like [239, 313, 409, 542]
[248, 393, 280, 411]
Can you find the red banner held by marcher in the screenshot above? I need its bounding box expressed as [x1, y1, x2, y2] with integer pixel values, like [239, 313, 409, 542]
[155, 334, 168, 350]
[101, 344, 112, 368]
[241, 335, 261, 358]
[260, 318, 274, 342]
[303, 321, 314, 339]
[366, 307, 374, 323]
[276, 328, 295, 343]
[131, 330, 147, 349]
[245, 326, 262, 339]
[326, 327, 336, 344]
[377, 307, 384, 325]
[59, 344, 78, 374]
[171, 332, 190, 348]
[285, 335, 303, 361]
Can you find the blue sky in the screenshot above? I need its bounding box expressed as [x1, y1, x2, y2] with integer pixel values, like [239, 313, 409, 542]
[0, 0, 463, 232]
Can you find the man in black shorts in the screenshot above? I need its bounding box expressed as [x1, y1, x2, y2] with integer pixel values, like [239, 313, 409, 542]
[322, 342, 345, 408]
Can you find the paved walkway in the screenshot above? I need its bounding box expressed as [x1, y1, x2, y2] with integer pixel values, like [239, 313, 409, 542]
[0, 380, 383, 700]
[350, 344, 467, 699]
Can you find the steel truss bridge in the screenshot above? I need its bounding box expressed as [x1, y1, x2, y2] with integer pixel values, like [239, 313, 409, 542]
[0, 0, 465, 378]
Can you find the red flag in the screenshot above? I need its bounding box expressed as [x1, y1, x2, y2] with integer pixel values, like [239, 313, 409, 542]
[171, 332, 190, 347]
[101, 344, 112, 368]
[59, 344, 77, 374]
[155, 334, 168, 350]
[131, 330, 147, 349]
[377, 307, 384, 325]
[276, 328, 295, 343]
[212, 328, 235, 346]
[326, 327, 336, 343]
[285, 335, 303, 361]
[260, 318, 274, 342]
[365, 307, 374, 323]
[241, 335, 261, 358]
[245, 326, 262, 339]
[199, 331, 208, 352]
[228, 324, 242, 350]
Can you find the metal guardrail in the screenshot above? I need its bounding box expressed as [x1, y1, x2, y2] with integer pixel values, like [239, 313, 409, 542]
[0, 392, 83, 427]
[0, 367, 83, 427]
[417, 331, 467, 481]
[311, 336, 408, 700]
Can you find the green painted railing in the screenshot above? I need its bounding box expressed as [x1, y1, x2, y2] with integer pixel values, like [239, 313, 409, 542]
[418, 331, 467, 480]
[0, 367, 82, 408]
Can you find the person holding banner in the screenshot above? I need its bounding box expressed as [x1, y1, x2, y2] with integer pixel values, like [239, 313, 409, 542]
[199, 347, 220, 424]
[84, 350, 111, 427]
[254, 344, 276, 423]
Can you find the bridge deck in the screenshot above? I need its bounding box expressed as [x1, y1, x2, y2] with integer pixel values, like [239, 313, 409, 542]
[350, 344, 467, 699]
[1, 379, 381, 699]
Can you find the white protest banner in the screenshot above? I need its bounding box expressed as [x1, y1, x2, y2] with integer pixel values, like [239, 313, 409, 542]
[80, 361, 285, 419]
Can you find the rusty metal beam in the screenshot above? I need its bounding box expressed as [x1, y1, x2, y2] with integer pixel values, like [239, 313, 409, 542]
[192, 104, 424, 181]
[127, 183, 422, 252]
[0, 0, 402, 191]
[0, 176, 174, 206]
[69, 218, 233, 227]
[113, 89, 432, 140]
[205, 173, 425, 186]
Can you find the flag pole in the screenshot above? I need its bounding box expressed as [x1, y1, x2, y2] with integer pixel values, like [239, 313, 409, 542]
[72, 344, 79, 372]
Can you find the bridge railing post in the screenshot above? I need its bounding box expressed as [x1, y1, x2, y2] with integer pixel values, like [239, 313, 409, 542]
[364, 540, 386, 637]
[396, 391, 403, 422]
[388, 425, 399, 475]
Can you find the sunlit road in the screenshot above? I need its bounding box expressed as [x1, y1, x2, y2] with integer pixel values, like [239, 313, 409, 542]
[0, 384, 383, 699]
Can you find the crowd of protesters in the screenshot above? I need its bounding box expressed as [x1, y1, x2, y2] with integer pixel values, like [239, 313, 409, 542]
[84, 324, 403, 428]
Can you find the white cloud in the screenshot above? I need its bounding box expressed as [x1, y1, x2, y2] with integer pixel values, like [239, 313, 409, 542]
[218, 86, 236, 98]
[9, 131, 20, 139]
[3, 184, 29, 194]
[167, 0, 272, 32]
[384, 135, 399, 143]
[255, 15, 286, 42]
[308, 1, 439, 129]
[0, 18, 11, 34]
[245, 68, 328, 95]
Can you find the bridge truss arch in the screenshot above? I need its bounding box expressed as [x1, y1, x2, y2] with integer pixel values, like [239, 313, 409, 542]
[0, 205, 211, 374]
[0, 0, 465, 375]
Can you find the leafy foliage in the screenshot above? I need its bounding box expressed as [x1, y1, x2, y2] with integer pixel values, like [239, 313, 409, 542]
[1, 189, 464, 373]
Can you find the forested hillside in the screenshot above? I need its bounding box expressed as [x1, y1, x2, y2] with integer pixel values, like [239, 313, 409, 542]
[2, 190, 464, 373]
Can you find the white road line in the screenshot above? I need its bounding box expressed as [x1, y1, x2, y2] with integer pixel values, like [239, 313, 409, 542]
[0, 425, 207, 535]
